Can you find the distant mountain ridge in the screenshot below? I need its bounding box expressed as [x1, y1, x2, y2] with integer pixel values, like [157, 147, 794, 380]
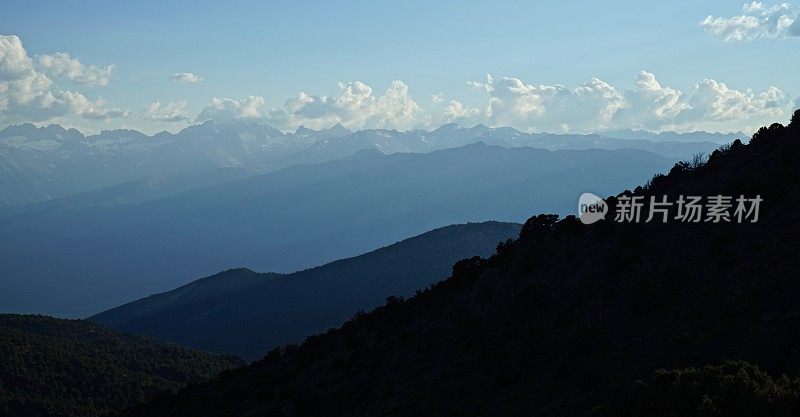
[602, 128, 744, 143]
[0, 121, 734, 207]
[0, 143, 675, 317]
[90, 221, 522, 360]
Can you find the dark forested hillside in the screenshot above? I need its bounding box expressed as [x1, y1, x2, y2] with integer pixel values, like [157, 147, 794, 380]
[605, 361, 800, 417]
[0, 315, 242, 417]
[118, 110, 800, 416]
[91, 221, 521, 360]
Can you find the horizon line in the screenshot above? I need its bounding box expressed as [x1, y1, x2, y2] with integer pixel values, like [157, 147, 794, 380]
[0, 119, 752, 139]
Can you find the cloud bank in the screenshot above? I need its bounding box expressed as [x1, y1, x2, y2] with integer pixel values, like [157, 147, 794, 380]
[467, 74, 626, 132]
[192, 72, 789, 134]
[196, 96, 265, 122]
[458, 71, 789, 133]
[1, 34, 794, 134]
[197, 81, 423, 131]
[270, 80, 421, 131]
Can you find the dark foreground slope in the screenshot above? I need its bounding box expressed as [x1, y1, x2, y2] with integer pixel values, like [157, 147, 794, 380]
[0, 315, 242, 417]
[121, 112, 800, 417]
[91, 222, 522, 360]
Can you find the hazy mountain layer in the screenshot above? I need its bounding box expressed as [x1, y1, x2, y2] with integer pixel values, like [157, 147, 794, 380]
[0, 143, 674, 317]
[0, 167, 254, 220]
[91, 221, 521, 360]
[0, 121, 728, 207]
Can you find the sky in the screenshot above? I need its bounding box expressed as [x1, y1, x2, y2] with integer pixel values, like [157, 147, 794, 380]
[1, 0, 799, 135]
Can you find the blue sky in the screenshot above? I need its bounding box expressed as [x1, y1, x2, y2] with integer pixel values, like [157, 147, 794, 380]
[1, 0, 798, 134]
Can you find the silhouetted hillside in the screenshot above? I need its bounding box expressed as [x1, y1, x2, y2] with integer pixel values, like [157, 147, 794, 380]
[118, 110, 800, 416]
[91, 222, 521, 360]
[0, 314, 242, 417]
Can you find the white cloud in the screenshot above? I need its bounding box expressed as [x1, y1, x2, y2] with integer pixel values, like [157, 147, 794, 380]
[675, 79, 786, 127]
[743, 2, 765, 13]
[701, 2, 799, 41]
[145, 101, 189, 122]
[196, 73, 790, 134]
[0, 35, 32, 78]
[612, 71, 687, 130]
[37, 52, 115, 86]
[169, 72, 203, 83]
[441, 100, 481, 124]
[61, 91, 128, 120]
[265, 80, 422, 131]
[430, 93, 443, 103]
[197, 96, 264, 122]
[466, 72, 790, 133]
[0, 35, 126, 124]
[468, 74, 625, 132]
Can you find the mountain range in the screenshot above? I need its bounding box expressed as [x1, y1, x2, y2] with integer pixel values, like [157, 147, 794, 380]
[600, 128, 744, 143]
[0, 142, 675, 317]
[0, 121, 733, 207]
[90, 221, 521, 360]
